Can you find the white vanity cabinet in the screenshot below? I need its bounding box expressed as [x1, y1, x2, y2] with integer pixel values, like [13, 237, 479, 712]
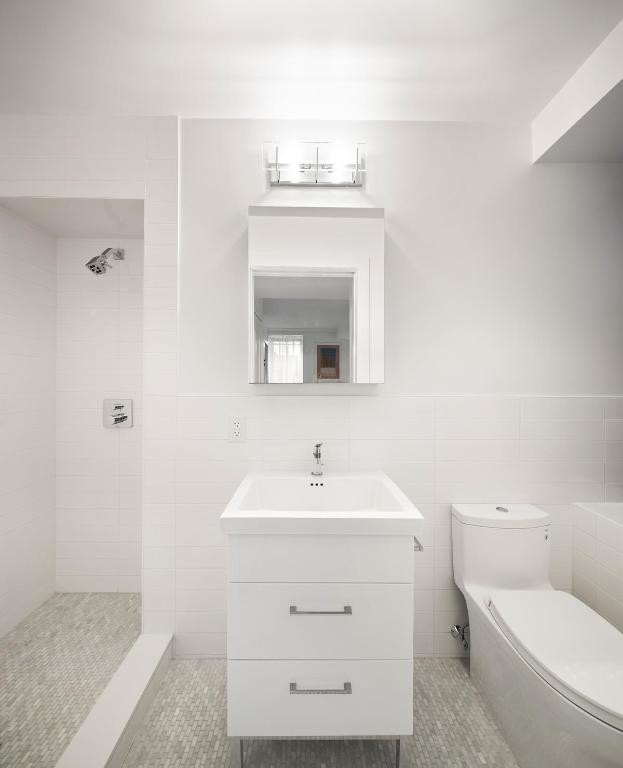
[221, 471, 423, 766]
[226, 534, 415, 743]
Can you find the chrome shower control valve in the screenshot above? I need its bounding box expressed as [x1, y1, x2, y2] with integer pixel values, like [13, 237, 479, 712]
[103, 399, 133, 428]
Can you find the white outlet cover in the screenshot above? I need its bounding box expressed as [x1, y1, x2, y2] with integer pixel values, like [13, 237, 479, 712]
[229, 416, 246, 442]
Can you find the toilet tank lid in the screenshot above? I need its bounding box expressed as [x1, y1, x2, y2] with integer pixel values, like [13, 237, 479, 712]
[451, 504, 549, 528]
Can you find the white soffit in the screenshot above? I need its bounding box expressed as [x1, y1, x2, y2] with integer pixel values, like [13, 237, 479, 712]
[532, 19, 623, 162]
[0, 198, 144, 238]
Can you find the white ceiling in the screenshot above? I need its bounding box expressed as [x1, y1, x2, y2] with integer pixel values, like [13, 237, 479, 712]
[1, 0, 622, 122]
[0, 198, 144, 237]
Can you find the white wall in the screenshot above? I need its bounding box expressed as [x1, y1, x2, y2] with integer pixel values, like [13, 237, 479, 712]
[180, 120, 623, 397]
[171, 118, 623, 658]
[0, 204, 56, 637]
[56, 238, 143, 592]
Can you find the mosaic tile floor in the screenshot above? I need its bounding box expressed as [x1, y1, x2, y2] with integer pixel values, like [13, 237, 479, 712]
[123, 658, 519, 768]
[0, 592, 140, 768]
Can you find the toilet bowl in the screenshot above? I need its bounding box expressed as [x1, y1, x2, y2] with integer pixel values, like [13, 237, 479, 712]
[452, 503, 623, 768]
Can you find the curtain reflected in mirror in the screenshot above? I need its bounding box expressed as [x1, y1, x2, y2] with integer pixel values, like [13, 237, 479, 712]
[267, 334, 303, 383]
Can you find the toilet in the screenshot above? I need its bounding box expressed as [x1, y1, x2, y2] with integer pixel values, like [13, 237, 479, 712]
[452, 504, 623, 768]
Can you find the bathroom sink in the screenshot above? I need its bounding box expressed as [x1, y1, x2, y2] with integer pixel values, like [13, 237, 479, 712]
[221, 471, 423, 535]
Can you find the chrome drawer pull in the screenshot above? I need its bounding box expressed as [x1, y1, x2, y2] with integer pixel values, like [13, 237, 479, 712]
[289, 605, 352, 616]
[290, 682, 352, 695]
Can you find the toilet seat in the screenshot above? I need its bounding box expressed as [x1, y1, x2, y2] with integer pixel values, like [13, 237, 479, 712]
[488, 589, 623, 733]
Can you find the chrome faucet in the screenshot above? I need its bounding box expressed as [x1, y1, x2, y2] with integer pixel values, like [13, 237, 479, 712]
[311, 442, 323, 476]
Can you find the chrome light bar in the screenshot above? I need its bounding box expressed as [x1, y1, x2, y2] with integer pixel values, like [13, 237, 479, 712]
[262, 141, 366, 186]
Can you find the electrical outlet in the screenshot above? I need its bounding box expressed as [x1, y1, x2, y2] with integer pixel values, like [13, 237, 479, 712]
[228, 416, 246, 442]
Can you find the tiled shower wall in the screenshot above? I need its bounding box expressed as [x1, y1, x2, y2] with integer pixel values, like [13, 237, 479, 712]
[0, 112, 179, 615]
[152, 393, 622, 658]
[0, 204, 56, 637]
[56, 238, 143, 592]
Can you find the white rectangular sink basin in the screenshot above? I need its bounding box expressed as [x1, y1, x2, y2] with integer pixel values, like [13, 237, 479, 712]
[221, 471, 423, 535]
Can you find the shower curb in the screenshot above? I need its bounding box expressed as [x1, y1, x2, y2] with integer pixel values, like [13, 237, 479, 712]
[55, 633, 173, 768]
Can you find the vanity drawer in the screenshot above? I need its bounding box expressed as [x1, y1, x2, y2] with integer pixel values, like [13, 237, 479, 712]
[228, 582, 413, 659]
[228, 534, 414, 583]
[227, 659, 413, 737]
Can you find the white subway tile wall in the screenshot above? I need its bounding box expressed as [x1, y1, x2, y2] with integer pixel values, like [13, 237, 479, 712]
[0, 204, 56, 636]
[139, 120, 179, 643]
[168, 394, 621, 658]
[572, 502, 623, 632]
[55, 238, 143, 592]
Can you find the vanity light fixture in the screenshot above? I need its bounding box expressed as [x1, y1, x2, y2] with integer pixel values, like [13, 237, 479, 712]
[262, 141, 366, 186]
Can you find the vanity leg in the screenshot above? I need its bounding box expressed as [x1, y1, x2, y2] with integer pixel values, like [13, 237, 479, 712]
[395, 738, 403, 768]
[229, 737, 242, 768]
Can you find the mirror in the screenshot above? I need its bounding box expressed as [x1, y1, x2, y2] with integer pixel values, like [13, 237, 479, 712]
[252, 273, 353, 383]
[248, 204, 384, 384]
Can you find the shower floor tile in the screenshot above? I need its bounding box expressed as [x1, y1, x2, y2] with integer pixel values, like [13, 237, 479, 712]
[0, 592, 140, 768]
[122, 657, 519, 768]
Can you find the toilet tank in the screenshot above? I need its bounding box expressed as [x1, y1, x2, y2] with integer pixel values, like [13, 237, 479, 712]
[451, 504, 551, 595]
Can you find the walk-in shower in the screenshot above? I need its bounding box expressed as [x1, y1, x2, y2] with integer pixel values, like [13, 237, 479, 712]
[0, 193, 145, 766]
[85, 247, 125, 274]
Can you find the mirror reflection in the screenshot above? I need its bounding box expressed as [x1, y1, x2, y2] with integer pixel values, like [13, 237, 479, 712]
[252, 273, 353, 383]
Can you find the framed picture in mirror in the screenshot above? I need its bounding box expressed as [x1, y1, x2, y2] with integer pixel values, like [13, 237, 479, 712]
[317, 344, 340, 380]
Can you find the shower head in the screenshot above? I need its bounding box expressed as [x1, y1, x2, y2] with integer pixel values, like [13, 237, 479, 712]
[85, 247, 125, 275]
